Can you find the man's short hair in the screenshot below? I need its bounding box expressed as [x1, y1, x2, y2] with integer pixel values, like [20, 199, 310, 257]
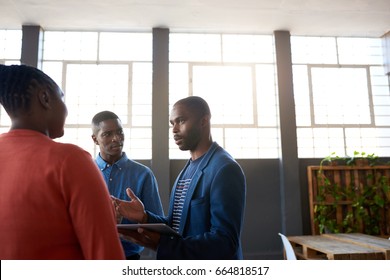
[91, 111, 120, 134]
[92, 111, 120, 127]
[175, 96, 211, 119]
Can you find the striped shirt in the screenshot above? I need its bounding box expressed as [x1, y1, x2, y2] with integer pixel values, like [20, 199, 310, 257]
[172, 156, 202, 232]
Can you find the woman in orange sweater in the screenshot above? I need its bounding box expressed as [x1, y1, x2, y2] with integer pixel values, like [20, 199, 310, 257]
[0, 64, 124, 260]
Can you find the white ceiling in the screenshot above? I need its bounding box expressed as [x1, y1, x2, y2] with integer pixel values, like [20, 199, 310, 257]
[0, 0, 389, 37]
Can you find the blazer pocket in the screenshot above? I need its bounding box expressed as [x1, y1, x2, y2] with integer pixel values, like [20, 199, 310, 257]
[189, 197, 210, 232]
[191, 196, 206, 206]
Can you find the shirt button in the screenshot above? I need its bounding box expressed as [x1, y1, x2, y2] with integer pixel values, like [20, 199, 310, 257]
[109, 178, 113, 181]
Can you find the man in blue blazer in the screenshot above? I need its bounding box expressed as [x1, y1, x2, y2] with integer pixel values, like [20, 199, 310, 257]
[115, 96, 246, 259]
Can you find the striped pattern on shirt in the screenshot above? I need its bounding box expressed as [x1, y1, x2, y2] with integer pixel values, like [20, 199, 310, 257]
[172, 178, 191, 231]
[171, 156, 203, 232]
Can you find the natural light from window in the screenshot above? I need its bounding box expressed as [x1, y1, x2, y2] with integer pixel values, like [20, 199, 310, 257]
[1, 30, 389, 159]
[0, 29, 22, 134]
[42, 31, 152, 159]
[169, 33, 279, 159]
[292, 36, 390, 158]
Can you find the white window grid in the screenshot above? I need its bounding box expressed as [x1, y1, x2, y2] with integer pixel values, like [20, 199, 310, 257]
[41, 31, 153, 159]
[3, 30, 388, 160]
[0, 29, 22, 134]
[169, 33, 280, 159]
[292, 36, 390, 158]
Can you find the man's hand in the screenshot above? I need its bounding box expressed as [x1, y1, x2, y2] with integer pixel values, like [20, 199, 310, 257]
[118, 228, 161, 251]
[111, 188, 147, 223]
[111, 199, 123, 224]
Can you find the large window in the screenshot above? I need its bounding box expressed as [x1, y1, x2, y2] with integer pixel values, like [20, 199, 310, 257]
[42, 31, 152, 159]
[169, 33, 280, 159]
[292, 36, 390, 158]
[3, 30, 389, 160]
[0, 29, 22, 134]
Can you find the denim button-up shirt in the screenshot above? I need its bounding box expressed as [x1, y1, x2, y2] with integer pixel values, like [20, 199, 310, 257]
[95, 152, 164, 256]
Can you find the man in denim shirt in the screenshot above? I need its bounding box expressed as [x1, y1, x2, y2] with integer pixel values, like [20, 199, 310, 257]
[91, 111, 164, 259]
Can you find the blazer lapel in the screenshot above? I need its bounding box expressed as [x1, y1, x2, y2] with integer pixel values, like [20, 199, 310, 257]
[178, 171, 202, 234]
[167, 160, 191, 224]
[177, 142, 219, 234]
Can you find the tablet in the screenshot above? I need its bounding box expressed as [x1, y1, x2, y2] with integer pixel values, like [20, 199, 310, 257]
[117, 223, 180, 236]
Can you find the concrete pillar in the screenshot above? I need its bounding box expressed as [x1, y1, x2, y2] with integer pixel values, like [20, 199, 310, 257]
[274, 30, 303, 235]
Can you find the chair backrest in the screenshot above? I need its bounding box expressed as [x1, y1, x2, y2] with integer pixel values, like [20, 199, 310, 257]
[278, 233, 297, 260]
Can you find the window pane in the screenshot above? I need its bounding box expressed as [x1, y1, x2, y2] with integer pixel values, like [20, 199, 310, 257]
[311, 67, 371, 125]
[337, 38, 383, 65]
[169, 33, 221, 62]
[169, 33, 279, 159]
[293, 65, 311, 126]
[293, 36, 390, 158]
[0, 29, 22, 129]
[65, 64, 129, 124]
[193, 65, 254, 125]
[43, 31, 98, 60]
[42, 61, 63, 87]
[225, 128, 279, 158]
[297, 128, 345, 158]
[99, 32, 152, 61]
[127, 128, 152, 159]
[0, 30, 22, 60]
[132, 62, 152, 127]
[43, 31, 152, 159]
[169, 63, 189, 104]
[222, 34, 274, 63]
[345, 128, 382, 156]
[256, 64, 278, 126]
[291, 36, 337, 64]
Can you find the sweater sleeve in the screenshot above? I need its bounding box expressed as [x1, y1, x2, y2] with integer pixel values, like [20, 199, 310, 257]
[60, 147, 125, 260]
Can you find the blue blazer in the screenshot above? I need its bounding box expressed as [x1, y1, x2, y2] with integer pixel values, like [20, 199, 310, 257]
[147, 142, 246, 259]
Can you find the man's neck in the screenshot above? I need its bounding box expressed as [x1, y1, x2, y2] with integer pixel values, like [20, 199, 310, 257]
[101, 153, 123, 165]
[190, 139, 212, 160]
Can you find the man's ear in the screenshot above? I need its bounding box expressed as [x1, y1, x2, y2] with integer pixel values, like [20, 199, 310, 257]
[200, 115, 210, 127]
[92, 134, 99, 145]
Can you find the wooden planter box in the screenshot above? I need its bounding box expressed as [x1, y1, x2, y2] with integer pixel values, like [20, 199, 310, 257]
[307, 165, 390, 235]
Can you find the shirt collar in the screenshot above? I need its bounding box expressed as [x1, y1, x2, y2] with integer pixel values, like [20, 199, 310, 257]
[96, 152, 128, 170]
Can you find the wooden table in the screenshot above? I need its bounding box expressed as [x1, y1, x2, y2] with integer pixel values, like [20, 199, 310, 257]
[287, 233, 390, 260]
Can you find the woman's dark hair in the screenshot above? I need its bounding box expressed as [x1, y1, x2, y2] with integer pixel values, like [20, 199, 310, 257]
[0, 64, 56, 115]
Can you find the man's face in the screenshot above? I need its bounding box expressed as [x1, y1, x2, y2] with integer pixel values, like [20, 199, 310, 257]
[92, 118, 124, 162]
[169, 103, 202, 151]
